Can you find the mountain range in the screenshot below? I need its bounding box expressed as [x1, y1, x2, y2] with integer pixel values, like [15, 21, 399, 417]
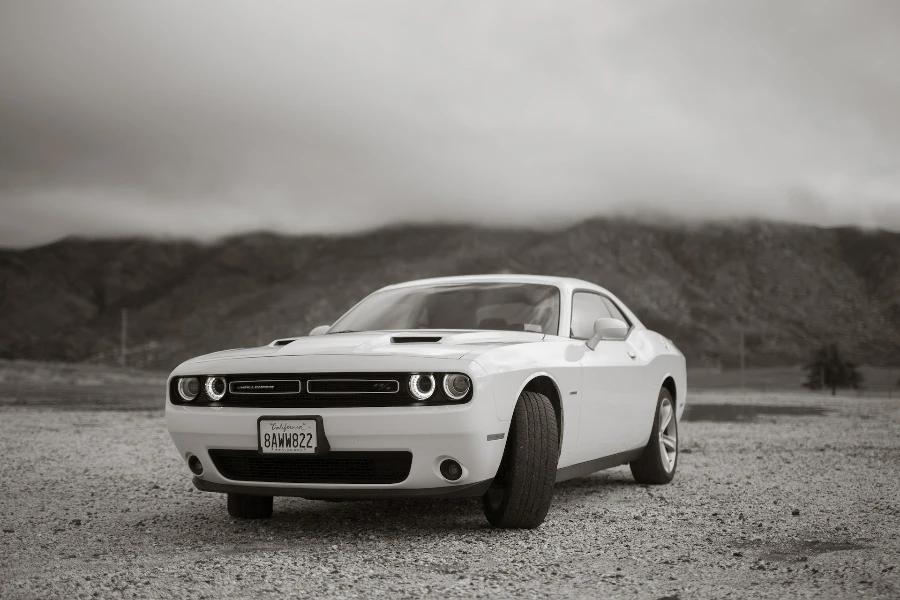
[1, 218, 898, 369]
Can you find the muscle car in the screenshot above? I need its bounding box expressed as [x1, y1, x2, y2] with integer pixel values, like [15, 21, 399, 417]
[166, 275, 685, 528]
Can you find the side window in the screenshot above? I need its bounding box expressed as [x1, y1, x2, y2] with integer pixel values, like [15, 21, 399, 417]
[570, 293, 612, 339]
[601, 297, 631, 327]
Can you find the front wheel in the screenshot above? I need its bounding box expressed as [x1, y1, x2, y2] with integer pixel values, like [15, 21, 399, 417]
[482, 391, 559, 529]
[630, 387, 678, 484]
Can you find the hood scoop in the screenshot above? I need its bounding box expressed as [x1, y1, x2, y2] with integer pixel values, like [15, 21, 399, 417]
[390, 336, 443, 344]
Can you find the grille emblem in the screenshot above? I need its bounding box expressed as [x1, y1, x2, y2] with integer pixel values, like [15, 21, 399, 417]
[229, 380, 301, 395]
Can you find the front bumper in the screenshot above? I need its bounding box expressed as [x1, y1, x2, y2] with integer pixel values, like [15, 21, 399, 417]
[192, 477, 493, 499]
[166, 390, 508, 496]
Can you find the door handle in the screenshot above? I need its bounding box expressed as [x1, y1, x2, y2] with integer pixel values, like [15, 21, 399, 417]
[627, 350, 636, 359]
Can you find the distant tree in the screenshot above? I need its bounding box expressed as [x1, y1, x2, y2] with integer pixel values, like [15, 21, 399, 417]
[803, 343, 863, 396]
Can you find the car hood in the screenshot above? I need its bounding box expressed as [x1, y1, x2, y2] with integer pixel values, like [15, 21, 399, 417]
[187, 330, 545, 363]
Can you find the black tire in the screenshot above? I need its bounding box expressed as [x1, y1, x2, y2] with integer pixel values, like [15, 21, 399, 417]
[630, 387, 678, 484]
[482, 391, 559, 529]
[227, 493, 273, 519]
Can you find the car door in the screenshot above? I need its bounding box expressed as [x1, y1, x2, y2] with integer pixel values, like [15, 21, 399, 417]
[573, 292, 648, 461]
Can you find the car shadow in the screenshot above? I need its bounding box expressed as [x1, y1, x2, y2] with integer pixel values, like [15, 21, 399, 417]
[141, 470, 644, 547]
[555, 470, 641, 492]
[155, 495, 491, 546]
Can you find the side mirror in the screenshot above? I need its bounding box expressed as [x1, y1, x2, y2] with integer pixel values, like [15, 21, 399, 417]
[309, 325, 330, 336]
[586, 318, 628, 349]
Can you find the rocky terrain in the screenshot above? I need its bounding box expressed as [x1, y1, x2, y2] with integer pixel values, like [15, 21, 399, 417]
[1, 389, 898, 599]
[2, 219, 899, 369]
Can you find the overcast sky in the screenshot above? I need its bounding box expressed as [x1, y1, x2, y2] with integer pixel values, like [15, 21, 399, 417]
[1, 1, 898, 247]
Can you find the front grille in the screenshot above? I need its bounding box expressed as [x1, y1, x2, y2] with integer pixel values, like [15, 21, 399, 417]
[209, 450, 412, 484]
[169, 372, 472, 407]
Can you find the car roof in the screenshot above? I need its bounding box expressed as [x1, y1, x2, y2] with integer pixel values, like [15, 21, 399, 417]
[379, 274, 608, 294]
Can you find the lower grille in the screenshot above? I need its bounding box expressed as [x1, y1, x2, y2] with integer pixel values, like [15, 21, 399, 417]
[209, 450, 413, 484]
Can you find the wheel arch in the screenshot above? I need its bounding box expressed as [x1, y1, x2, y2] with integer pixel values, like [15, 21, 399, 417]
[659, 372, 686, 422]
[661, 374, 677, 403]
[516, 373, 564, 456]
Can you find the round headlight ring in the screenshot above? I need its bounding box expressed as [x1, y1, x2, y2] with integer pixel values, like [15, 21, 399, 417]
[177, 377, 200, 402]
[442, 374, 471, 400]
[408, 374, 435, 401]
[204, 376, 227, 402]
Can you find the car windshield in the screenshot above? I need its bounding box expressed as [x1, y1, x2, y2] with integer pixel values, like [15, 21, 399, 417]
[329, 283, 560, 335]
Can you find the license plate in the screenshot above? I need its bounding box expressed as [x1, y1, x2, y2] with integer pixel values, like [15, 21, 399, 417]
[258, 419, 317, 454]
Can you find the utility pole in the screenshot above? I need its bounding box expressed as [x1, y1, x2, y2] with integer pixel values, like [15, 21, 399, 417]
[739, 328, 745, 390]
[120, 308, 128, 368]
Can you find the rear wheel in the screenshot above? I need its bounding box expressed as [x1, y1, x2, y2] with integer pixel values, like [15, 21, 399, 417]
[227, 493, 273, 519]
[630, 387, 678, 484]
[482, 391, 558, 529]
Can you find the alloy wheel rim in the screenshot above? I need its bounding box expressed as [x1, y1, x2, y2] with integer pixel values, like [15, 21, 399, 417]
[658, 397, 677, 473]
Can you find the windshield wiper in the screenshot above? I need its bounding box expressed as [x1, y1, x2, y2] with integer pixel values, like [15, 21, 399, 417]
[328, 330, 356, 334]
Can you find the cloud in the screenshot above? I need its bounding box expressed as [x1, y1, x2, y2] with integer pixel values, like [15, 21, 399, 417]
[1, 0, 898, 247]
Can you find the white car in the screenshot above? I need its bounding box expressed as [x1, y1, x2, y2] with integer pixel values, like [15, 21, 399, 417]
[166, 275, 686, 528]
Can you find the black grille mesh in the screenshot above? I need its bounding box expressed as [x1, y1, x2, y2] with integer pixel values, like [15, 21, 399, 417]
[209, 450, 412, 484]
[307, 379, 400, 394]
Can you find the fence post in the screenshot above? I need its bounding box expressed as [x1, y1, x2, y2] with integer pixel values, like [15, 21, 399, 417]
[120, 308, 128, 368]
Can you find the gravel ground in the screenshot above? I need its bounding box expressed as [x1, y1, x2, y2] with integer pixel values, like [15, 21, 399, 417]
[1, 391, 899, 599]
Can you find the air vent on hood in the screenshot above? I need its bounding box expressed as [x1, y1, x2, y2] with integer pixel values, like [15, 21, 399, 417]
[390, 336, 443, 343]
[271, 338, 298, 346]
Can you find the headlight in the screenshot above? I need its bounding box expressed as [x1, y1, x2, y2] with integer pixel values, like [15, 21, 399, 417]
[177, 377, 200, 402]
[408, 374, 435, 400]
[442, 374, 471, 400]
[204, 376, 227, 401]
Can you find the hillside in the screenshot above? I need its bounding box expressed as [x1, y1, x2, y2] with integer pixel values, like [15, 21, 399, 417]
[1, 219, 898, 369]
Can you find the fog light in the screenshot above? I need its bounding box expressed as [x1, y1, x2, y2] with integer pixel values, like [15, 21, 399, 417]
[187, 455, 203, 475]
[205, 376, 227, 401]
[440, 459, 463, 481]
[408, 374, 435, 400]
[177, 377, 200, 401]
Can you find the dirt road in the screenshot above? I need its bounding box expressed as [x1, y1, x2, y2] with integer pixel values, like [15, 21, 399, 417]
[1, 391, 898, 598]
